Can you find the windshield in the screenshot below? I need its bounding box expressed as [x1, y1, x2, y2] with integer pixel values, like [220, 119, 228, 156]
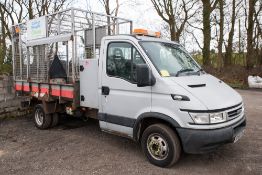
[139, 41, 200, 77]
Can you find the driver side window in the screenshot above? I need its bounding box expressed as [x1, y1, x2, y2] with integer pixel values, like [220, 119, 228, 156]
[107, 42, 145, 82]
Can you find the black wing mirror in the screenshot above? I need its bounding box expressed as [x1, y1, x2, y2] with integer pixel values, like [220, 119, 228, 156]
[136, 64, 156, 87]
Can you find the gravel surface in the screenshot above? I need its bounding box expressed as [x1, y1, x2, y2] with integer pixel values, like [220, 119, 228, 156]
[0, 90, 261, 175]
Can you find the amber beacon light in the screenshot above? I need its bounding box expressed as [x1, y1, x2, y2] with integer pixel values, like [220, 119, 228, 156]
[133, 28, 161, 38]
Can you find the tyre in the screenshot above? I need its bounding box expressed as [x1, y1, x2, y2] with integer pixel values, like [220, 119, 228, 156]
[51, 113, 59, 127]
[34, 104, 52, 129]
[141, 123, 181, 167]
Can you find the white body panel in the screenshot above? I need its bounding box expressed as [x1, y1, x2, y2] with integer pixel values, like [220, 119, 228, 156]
[151, 75, 244, 129]
[80, 59, 99, 108]
[100, 79, 152, 119]
[168, 74, 242, 110]
[98, 39, 152, 135]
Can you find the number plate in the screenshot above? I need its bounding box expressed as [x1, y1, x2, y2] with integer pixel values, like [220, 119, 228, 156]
[234, 129, 245, 143]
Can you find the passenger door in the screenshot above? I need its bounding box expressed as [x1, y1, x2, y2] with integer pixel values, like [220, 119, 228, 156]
[100, 40, 151, 137]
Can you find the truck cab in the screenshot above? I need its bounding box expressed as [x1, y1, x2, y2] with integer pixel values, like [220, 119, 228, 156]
[79, 34, 246, 167]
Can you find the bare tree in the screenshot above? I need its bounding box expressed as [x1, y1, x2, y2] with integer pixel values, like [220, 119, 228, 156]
[253, 1, 262, 65]
[100, 0, 120, 34]
[151, 0, 198, 42]
[0, 5, 7, 65]
[0, 0, 26, 71]
[224, 0, 241, 66]
[217, 0, 224, 69]
[246, 0, 257, 69]
[201, 0, 219, 66]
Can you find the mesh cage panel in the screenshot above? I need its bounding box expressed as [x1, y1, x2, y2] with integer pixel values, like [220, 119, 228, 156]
[12, 8, 132, 83]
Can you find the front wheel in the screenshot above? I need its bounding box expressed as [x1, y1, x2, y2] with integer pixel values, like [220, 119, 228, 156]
[141, 123, 181, 167]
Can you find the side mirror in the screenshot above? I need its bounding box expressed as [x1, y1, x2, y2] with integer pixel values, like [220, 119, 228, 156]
[136, 64, 156, 87]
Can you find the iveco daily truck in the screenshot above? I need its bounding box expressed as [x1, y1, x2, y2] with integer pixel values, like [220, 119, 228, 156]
[12, 8, 246, 167]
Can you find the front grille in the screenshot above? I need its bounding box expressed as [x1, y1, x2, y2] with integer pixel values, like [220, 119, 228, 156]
[227, 107, 242, 118]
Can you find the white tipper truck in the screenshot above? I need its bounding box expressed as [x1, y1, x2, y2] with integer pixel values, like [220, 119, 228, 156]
[13, 8, 246, 167]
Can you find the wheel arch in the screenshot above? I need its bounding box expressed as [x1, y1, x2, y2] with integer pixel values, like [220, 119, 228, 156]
[133, 112, 181, 142]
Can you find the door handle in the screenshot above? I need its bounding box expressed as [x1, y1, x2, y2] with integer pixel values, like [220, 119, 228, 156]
[102, 86, 110, 95]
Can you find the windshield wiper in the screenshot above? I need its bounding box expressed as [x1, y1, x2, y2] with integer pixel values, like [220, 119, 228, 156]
[176, 68, 194, 77]
[196, 68, 204, 75]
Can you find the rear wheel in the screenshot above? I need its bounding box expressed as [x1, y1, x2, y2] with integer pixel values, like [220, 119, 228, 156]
[51, 113, 59, 127]
[141, 123, 181, 167]
[34, 104, 52, 129]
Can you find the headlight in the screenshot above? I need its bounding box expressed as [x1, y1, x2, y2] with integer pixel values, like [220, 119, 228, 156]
[210, 113, 226, 123]
[189, 113, 210, 124]
[189, 112, 226, 124]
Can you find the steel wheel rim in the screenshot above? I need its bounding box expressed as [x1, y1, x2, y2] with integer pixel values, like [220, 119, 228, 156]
[147, 133, 169, 160]
[35, 108, 44, 126]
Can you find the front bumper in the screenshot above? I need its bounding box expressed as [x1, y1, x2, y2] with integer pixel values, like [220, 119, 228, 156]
[176, 116, 246, 154]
